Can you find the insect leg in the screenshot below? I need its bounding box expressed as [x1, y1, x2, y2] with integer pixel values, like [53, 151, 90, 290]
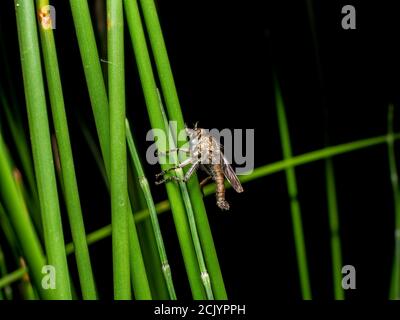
[155, 157, 193, 178]
[199, 176, 212, 196]
[182, 159, 201, 182]
[155, 175, 183, 185]
[156, 148, 190, 157]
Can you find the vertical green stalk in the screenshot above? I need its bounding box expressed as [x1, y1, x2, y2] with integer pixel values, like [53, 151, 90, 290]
[36, 0, 97, 299]
[19, 258, 37, 300]
[137, 219, 169, 299]
[325, 159, 344, 299]
[80, 124, 108, 187]
[14, 0, 71, 299]
[124, 0, 206, 299]
[159, 103, 214, 299]
[69, 0, 110, 168]
[71, 0, 150, 300]
[274, 77, 312, 299]
[126, 119, 176, 299]
[139, 0, 227, 299]
[107, 0, 131, 300]
[128, 167, 168, 299]
[388, 105, 400, 300]
[306, 0, 344, 300]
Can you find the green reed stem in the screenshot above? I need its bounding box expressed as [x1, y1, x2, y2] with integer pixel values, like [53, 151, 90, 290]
[0, 92, 37, 205]
[139, 0, 226, 299]
[124, 0, 206, 299]
[0, 91, 42, 239]
[388, 105, 400, 300]
[325, 158, 344, 299]
[274, 77, 312, 299]
[107, 0, 131, 299]
[0, 135, 50, 298]
[70, 0, 110, 168]
[80, 124, 108, 187]
[158, 94, 214, 299]
[36, 0, 97, 299]
[14, 0, 71, 299]
[0, 243, 12, 299]
[126, 119, 176, 299]
[127, 164, 167, 299]
[0, 201, 21, 262]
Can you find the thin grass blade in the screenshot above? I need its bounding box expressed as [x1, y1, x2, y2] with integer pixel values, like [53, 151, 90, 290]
[274, 76, 312, 299]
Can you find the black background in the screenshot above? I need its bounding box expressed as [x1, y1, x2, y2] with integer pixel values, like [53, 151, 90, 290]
[1, 0, 400, 302]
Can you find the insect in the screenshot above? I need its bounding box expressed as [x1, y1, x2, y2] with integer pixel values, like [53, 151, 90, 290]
[155, 124, 244, 210]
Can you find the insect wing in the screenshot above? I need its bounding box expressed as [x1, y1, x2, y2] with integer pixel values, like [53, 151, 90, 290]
[222, 154, 244, 193]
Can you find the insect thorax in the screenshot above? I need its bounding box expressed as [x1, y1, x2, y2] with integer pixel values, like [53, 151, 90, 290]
[189, 133, 222, 165]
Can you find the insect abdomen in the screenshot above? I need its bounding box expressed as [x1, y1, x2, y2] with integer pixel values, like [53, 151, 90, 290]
[214, 164, 230, 210]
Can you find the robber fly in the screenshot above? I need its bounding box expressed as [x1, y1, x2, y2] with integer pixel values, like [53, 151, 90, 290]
[155, 124, 244, 210]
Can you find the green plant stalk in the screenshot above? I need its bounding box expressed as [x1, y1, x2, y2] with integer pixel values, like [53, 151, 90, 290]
[87, 117, 163, 299]
[124, 0, 206, 299]
[138, 219, 169, 299]
[107, 0, 131, 300]
[274, 77, 312, 300]
[71, 0, 150, 299]
[0, 93, 42, 237]
[127, 214, 152, 300]
[306, 1, 344, 300]
[0, 243, 12, 299]
[18, 258, 37, 300]
[36, 0, 97, 299]
[235, 135, 398, 186]
[128, 164, 168, 299]
[325, 159, 344, 299]
[0, 92, 37, 205]
[14, 0, 71, 299]
[0, 267, 27, 289]
[69, 0, 110, 168]
[0, 202, 21, 262]
[0, 135, 51, 299]
[123, 166, 152, 299]
[388, 105, 400, 300]
[80, 124, 108, 187]
[139, 0, 227, 299]
[20, 277, 37, 300]
[126, 119, 176, 299]
[158, 96, 214, 299]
